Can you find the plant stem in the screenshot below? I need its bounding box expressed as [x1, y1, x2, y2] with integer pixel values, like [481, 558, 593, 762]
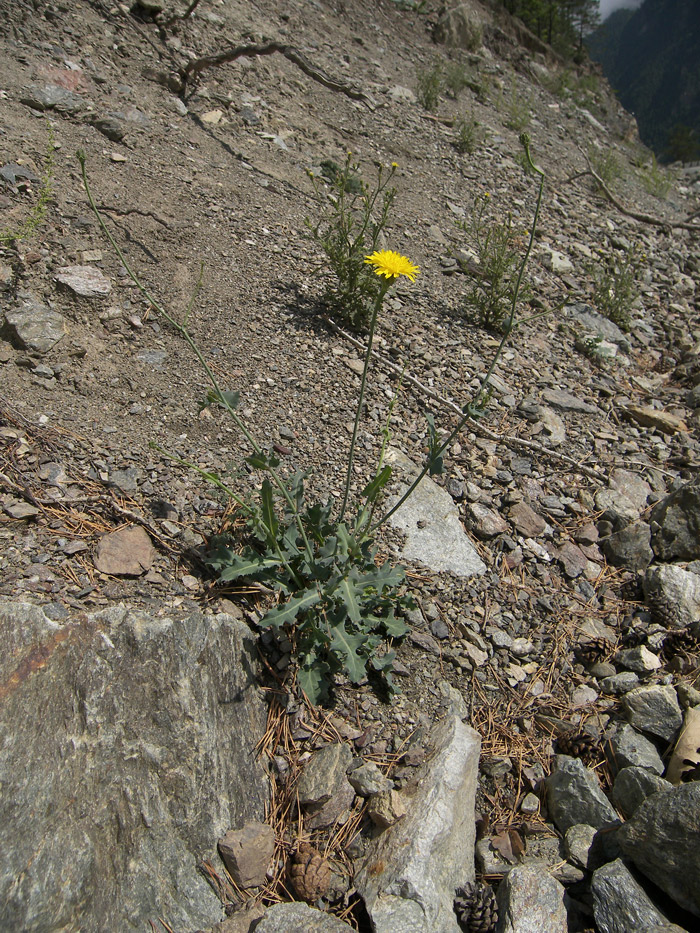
[373, 147, 545, 531]
[339, 277, 391, 521]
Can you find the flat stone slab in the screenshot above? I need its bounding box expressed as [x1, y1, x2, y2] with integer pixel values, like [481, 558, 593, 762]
[356, 697, 481, 933]
[384, 448, 485, 578]
[55, 264, 112, 297]
[94, 525, 155, 576]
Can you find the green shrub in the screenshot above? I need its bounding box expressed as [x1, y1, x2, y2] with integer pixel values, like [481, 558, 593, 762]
[639, 154, 672, 199]
[589, 146, 623, 189]
[416, 60, 443, 112]
[453, 114, 482, 155]
[591, 245, 640, 332]
[501, 82, 531, 132]
[457, 192, 530, 332]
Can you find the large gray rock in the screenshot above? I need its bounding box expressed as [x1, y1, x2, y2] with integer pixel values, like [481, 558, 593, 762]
[567, 301, 631, 349]
[253, 902, 355, 932]
[650, 480, 700, 560]
[385, 448, 485, 578]
[0, 600, 268, 933]
[606, 723, 665, 776]
[496, 865, 568, 933]
[591, 859, 677, 933]
[617, 782, 700, 917]
[621, 685, 683, 742]
[595, 469, 652, 528]
[356, 699, 481, 933]
[612, 767, 672, 819]
[432, 3, 486, 49]
[545, 755, 619, 834]
[643, 565, 700, 629]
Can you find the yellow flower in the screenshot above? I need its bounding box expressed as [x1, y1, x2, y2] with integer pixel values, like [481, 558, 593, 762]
[364, 250, 420, 283]
[391, 161, 398, 169]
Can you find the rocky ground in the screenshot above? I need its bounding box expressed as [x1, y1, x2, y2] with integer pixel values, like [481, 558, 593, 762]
[1, 0, 700, 931]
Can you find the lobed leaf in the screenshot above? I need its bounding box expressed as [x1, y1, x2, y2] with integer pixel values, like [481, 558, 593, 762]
[260, 587, 322, 629]
[329, 620, 368, 683]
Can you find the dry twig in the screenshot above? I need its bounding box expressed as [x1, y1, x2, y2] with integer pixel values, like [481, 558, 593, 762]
[325, 317, 609, 483]
[180, 42, 375, 110]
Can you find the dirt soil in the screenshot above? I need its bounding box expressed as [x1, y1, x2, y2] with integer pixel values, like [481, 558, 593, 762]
[1, 0, 700, 924]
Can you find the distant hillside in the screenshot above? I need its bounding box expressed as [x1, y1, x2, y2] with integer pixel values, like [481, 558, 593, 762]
[586, 0, 700, 161]
[585, 7, 634, 63]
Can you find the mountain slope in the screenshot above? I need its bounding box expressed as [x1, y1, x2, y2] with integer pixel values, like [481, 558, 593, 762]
[586, 0, 700, 159]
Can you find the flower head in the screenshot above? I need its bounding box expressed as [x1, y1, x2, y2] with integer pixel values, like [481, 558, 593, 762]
[364, 250, 420, 283]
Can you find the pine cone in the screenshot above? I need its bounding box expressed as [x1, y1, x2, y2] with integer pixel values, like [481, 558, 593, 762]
[645, 590, 683, 629]
[660, 626, 700, 663]
[556, 730, 600, 762]
[575, 637, 610, 666]
[454, 882, 498, 933]
[289, 843, 330, 903]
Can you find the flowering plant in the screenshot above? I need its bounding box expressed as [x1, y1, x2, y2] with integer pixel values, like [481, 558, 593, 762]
[76, 132, 544, 705]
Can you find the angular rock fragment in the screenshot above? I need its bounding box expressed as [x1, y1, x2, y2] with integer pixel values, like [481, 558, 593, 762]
[643, 565, 700, 629]
[649, 480, 700, 561]
[617, 783, 700, 918]
[385, 448, 486, 577]
[296, 743, 355, 830]
[602, 522, 653, 572]
[606, 723, 664, 776]
[612, 767, 672, 819]
[545, 755, 619, 833]
[496, 864, 568, 933]
[3, 294, 66, 353]
[94, 525, 155, 576]
[347, 760, 393, 797]
[218, 821, 275, 888]
[621, 685, 683, 743]
[55, 264, 112, 297]
[356, 700, 480, 933]
[623, 405, 688, 435]
[253, 901, 356, 932]
[591, 858, 679, 933]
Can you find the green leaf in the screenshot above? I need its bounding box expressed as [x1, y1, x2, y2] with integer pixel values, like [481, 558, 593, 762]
[338, 575, 362, 624]
[383, 613, 409, 638]
[201, 388, 240, 412]
[334, 523, 355, 560]
[217, 553, 281, 582]
[246, 450, 280, 471]
[425, 411, 445, 476]
[329, 620, 367, 683]
[260, 587, 322, 629]
[355, 562, 406, 593]
[361, 464, 392, 503]
[297, 656, 331, 705]
[318, 535, 338, 560]
[260, 479, 279, 545]
[281, 523, 302, 557]
[370, 649, 396, 671]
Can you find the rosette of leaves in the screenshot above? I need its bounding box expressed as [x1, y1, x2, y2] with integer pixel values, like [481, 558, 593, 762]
[206, 451, 411, 704]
